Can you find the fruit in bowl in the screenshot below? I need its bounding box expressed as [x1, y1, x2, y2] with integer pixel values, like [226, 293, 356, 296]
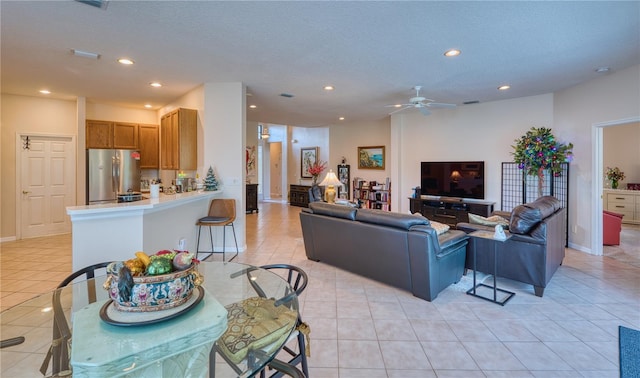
[104, 250, 203, 312]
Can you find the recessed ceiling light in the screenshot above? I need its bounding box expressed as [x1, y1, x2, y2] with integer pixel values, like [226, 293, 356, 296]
[393, 104, 402, 108]
[323, 85, 334, 91]
[595, 67, 610, 73]
[249, 105, 257, 109]
[498, 85, 511, 91]
[444, 49, 461, 57]
[150, 82, 162, 88]
[39, 89, 51, 94]
[118, 58, 134, 65]
[339, 117, 345, 121]
[144, 104, 152, 108]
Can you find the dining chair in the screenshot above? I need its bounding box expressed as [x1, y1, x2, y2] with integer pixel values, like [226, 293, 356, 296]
[254, 264, 309, 378]
[210, 264, 309, 378]
[196, 199, 239, 262]
[40, 262, 111, 377]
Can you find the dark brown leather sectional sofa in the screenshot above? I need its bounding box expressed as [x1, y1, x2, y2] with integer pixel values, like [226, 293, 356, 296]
[299, 202, 469, 301]
[457, 196, 566, 297]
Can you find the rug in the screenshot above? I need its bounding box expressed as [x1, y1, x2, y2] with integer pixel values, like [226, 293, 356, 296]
[449, 272, 491, 293]
[619, 325, 640, 378]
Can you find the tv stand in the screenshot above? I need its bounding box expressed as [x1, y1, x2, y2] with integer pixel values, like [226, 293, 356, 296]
[409, 196, 495, 227]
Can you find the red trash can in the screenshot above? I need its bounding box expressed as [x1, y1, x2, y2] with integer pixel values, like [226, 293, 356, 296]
[603, 210, 624, 245]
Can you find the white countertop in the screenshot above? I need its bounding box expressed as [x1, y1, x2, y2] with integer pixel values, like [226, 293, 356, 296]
[66, 190, 222, 218]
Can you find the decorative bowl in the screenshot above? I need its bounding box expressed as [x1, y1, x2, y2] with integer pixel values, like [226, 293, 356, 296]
[104, 264, 202, 312]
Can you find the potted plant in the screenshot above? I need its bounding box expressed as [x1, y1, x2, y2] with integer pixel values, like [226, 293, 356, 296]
[606, 167, 625, 189]
[512, 127, 573, 196]
[307, 160, 327, 186]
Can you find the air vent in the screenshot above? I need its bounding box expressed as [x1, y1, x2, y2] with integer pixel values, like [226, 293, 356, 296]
[463, 100, 480, 105]
[280, 93, 295, 98]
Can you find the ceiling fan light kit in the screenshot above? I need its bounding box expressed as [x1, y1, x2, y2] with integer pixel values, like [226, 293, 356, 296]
[387, 86, 456, 116]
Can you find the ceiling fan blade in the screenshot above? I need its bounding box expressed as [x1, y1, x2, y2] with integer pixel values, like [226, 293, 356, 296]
[418, 107, 431, 116]
[426, 102, 456, 108]
[389, 106, 411, 115]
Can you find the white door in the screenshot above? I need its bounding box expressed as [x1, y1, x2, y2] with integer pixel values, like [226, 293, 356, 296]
[20, 135, 75, 238]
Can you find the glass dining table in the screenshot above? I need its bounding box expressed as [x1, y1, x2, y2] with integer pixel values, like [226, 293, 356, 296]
[0, 261, 300, 378]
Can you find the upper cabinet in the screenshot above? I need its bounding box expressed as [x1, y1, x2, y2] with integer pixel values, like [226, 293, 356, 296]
[86, 120, 160, 169]
[139, 124, 160, 169]
[86, 120, 113, 149]
[113, 122, 139, 149]
[160, 108, 197, 170]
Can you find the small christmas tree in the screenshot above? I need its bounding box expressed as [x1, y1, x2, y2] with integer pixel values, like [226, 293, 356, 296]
[204, 166, 219, 191]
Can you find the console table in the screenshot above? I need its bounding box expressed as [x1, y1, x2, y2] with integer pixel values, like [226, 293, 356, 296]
[289, 185, 311, 207]
[409, 196, 495, 227]
[246, 184, 258, 213]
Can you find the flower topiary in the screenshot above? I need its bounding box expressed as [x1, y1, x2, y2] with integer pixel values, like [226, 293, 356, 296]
[512, 127, 573, 178]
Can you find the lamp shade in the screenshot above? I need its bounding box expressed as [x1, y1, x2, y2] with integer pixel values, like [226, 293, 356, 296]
[319, 170, 342, 186]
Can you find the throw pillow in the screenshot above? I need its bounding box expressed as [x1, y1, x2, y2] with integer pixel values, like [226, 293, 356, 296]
[429, 220, 450, 235]
[468, 213, 509, 229]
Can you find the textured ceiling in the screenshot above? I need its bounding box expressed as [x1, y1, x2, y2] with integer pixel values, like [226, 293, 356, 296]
[2, 1, 639, 127]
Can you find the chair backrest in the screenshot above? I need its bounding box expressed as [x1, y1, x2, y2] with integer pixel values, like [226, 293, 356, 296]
[208, 198, 236, 222]
[259, 264, 308, 297]
[58, 261, 111, 288]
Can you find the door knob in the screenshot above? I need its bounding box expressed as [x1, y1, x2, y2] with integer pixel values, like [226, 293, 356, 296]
[22, 190, 31, 194]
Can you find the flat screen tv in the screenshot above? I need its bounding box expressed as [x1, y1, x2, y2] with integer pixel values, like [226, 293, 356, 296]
[421, 161, 485, 199]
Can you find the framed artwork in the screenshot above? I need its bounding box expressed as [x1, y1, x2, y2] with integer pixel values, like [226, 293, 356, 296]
[337, 164, 350, 199]
[358, 146, 385, 169]
[300, 147, 318, 178]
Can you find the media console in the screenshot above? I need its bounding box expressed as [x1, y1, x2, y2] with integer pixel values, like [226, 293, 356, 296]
[409, 196, 496, 227]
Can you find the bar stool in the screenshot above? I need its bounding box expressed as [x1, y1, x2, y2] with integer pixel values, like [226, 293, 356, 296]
[196, 199, 239, 262]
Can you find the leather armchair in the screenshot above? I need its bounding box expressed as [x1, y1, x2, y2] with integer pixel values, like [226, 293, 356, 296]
[308, 185, 324, 202]
[457, 196, 566, 297]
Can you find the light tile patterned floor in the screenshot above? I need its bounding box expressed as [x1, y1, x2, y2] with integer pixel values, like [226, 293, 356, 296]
[1, 201, 639, 377]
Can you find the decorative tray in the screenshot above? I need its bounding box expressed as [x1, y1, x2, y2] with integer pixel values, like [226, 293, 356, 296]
[99, 286, 204, 326]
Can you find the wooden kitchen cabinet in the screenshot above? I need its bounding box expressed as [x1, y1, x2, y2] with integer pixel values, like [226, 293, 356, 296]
[160, 108, 197, 170]
[139, 124, 159, 169]
[86, 120, 113, 149]
[113, 122, 139, 149]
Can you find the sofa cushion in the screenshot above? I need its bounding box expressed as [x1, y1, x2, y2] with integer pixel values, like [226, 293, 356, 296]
[468, 213, 509, 229]
[356, 208, 429, 230]
[309, 202, 357, 220]
[509, 204, 542, 234]
[509, 196, 561, 234]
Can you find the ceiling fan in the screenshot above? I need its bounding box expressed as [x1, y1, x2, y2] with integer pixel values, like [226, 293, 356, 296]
[387, 86, 456, 116]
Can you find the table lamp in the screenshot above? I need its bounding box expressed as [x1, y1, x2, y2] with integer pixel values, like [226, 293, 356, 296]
[319, 169, 343, 204]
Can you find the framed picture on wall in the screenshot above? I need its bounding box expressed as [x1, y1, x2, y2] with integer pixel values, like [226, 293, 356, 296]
[300, 147, 318, 178]
[358, 146, 385, 169]
[337, 164, 350, 199]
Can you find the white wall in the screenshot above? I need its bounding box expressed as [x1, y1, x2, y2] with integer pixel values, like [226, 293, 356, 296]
[1, 94, 78, 238]
[392, 93, 554, 213]
[288, 126, 330, 187]
[603, 122, 640, 187]
[553, 64, 640, 252]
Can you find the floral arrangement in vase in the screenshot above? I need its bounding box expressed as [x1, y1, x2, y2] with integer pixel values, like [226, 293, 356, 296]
[606, 167, 625, 189]
[307, 160, 327, 185]
[512, 127, 573, 195]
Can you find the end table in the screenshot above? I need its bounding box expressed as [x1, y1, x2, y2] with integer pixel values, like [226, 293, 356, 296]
[466, 230, 516, 306]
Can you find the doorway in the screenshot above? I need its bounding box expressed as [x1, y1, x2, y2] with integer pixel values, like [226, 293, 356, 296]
[16, 133, 76, 239]
[592, 117, 640, 256]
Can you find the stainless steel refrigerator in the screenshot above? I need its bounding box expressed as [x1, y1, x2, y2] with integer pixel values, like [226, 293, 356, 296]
[87, 149, 141, 204]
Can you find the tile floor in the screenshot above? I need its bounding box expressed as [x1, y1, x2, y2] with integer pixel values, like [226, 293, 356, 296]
[2, 201, 639, 377]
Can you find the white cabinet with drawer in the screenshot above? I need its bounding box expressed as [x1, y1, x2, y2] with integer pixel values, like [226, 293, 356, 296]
[604, 189, 640, 224]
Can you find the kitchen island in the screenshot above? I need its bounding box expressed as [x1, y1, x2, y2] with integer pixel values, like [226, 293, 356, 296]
[66, 190, 222, 270]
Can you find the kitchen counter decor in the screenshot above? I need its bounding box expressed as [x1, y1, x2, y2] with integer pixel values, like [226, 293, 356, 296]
[103, 250, 203, 312]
